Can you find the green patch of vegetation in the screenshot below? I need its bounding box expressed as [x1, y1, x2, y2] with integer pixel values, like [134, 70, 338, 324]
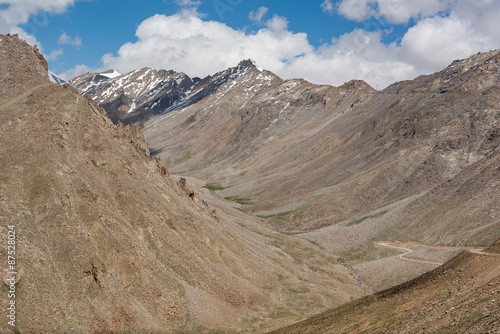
[224, 196, 254, 205]
[260, 206, 307, 219]
[267, 237, 286, 249]
[203, 183, 231, 191]
[346, 209, 389, 227]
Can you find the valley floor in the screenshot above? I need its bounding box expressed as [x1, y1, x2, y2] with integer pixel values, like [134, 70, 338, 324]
[174, 175, 474, 296]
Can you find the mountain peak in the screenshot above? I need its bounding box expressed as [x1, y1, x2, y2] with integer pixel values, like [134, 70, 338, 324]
[0, 34, 50, 104]
[384, 49, 500, 94]
[238, 59, 263, 72]
[99, 69, 121, 79]
[340, 79, 375, 92]
[238, 59, 255, 67]
[48, 70, 66, 84]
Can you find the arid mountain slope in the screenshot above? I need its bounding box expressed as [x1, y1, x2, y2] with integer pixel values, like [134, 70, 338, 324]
[135, 50, 500, 251]
[0, 34, 363, 333]
[269, 240, 500, 334]
[0, 34, 49, 105]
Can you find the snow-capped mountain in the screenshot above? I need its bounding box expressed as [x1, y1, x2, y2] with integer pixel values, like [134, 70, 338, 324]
[48, 70, 65, 84]
[99, 69, 121, 79]
[70, 60, 264, 124]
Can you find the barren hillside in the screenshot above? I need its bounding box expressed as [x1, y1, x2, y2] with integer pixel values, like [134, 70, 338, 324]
[0, 34, 364, 333]
[269, 240, 500, 333]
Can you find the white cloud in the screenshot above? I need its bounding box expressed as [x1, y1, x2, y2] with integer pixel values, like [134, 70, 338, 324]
[0, 0, 78, 51]
[57, 64, 91, 81]
[336, 0, 374, 21]
[99, 0, 500, 89]
[249, 6, 268, 23]
[44, 48, 63, 61]
[265, 15, 289, 34]
[321, 0, 335, 14]
[397, 0, 500, 73]
[0, 0, 76, 28]
[337, 0, 454, 24]
[58, 32, 82, 47]
[285, 29, 418, 89]
[100, 12, 312, 80]
[175, 0, 201, 7]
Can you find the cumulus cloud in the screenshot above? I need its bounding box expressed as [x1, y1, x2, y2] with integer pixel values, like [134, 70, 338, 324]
[100, 11, 312, 80]
[0, 0, 78, 51]
[57, 64, 91, 81]
[98, 0, 499, 89]
[265, 15, 289, 34]
[44, 48, 63, 61]
[397, 0, 500, 73]
[284, 29, 418, 89]
[58, 32, 82, 47]
[0, 0, 76, 28]
[175, 0, 201, 6]
[321, 0, 335, 14]
[248, 6, 269, 23]
[337, 0, 454, 24]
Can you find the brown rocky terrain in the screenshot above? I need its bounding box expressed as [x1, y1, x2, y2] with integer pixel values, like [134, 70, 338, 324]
[269, 239, 500, 333]
[0, 34, 364, 333]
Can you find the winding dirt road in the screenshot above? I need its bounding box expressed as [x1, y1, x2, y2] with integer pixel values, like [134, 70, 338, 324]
[375, 242, 444, 265]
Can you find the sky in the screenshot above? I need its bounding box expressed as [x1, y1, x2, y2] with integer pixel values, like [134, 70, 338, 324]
[1, 0, 499, 89]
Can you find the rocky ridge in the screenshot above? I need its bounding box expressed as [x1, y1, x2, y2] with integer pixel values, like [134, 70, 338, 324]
[70, 59, 262, 125]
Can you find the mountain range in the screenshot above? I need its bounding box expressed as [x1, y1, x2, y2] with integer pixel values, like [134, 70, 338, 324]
[0, 33, 364, 333]
[70, 60, 261, 125]
[70, 46, 500, 332]
[72, 48, 500, 291]
[1, 31, 499, 333]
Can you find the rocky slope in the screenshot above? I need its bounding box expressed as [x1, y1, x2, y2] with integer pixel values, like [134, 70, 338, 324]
[0, 34, 364, 333]
[270, 239, 500, 333]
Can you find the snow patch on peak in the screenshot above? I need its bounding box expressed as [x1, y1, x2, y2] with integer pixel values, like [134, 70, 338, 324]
[100, 69, 121, 79]
[237, 59, 263, 72]
[48, 70, 65, 84]
[251, 60, 263, 72]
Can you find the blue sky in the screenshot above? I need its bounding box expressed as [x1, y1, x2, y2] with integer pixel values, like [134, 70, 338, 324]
[2, 0, 499, 88]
